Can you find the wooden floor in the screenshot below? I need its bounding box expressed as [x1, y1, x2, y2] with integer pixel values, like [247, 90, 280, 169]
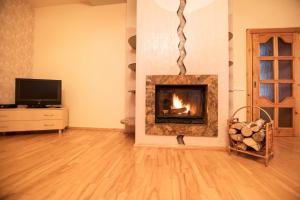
[0, 129, 299, 200]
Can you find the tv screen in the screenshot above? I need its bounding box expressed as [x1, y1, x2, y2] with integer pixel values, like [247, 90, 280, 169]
[15, 78, 61, 107]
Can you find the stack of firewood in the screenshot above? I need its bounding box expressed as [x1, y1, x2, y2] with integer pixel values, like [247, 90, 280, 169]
[228, 119, 266, 151]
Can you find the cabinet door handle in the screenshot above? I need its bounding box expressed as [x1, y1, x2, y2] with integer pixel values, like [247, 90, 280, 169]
[0, 126, 8, 128]
[43, 114, 54, 117]
[44, 124, 54, 127]
[0, 115, 8, 118]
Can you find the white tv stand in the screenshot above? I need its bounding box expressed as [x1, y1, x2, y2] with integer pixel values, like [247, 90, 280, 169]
[0, 107, 68, 134]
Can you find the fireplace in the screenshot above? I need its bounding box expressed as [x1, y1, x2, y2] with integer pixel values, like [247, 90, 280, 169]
[146, 75, 218, 137]
[155, 85, 207, 124]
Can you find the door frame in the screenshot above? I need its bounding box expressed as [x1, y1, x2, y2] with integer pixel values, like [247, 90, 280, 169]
[246, 27, 300, 135]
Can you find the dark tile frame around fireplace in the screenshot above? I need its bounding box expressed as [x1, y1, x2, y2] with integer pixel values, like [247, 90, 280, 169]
[145, 75, 218, 137]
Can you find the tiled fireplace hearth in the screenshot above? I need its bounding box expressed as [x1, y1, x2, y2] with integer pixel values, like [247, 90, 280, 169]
[146, 75, 218, 137]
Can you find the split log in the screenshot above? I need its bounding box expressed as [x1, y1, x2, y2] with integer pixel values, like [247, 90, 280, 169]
[228, 128, 238, 135]
[250, 119, 265, 132]
[230, 134, 244, 142]
[162, 109, 169, 115]
[236, 142, 247, 151]
[241, 122, 255, 137]
[170, 107, 186, 114]
[243, 138, 261, 151]
[231, 122, 247, 130]
[252, 129, 266, 142]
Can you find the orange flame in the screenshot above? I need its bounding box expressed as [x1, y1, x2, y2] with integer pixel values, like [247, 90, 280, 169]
[172, 94, 190, 113]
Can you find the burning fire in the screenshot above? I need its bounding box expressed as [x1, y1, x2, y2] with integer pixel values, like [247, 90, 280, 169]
[172, 94, 190, 114]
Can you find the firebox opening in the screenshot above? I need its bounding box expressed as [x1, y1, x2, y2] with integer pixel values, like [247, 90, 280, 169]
[155, 85, 207, 124]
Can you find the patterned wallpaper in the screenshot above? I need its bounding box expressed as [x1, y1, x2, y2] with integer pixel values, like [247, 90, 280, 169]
[0, 0, 34, 104]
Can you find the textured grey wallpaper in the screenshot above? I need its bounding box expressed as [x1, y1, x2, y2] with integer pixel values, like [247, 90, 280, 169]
[0, 0, 34, 104]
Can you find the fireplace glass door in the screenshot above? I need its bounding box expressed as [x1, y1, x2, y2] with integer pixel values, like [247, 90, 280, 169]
[155, 85, 207, 124]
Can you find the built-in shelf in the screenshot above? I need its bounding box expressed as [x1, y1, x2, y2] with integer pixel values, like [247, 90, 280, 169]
[120, 117, 135, 126]
[228, 32, 233, 41]
[128, 90, 136, 94]
[122, 30, 136, 133]
[128, 63, 136, 71]
[128, 35, 136, 49]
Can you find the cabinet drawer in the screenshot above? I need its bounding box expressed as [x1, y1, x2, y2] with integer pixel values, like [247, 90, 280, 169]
[0, 109, 63, 121]
[0, 113, 12, 121]
[0, 122, 10, 131]
[0, 120, 65, 132]
[34, 110, 63, 120]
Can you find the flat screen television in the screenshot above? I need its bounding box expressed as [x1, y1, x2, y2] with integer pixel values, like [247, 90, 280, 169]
[15, 78, 62, 107]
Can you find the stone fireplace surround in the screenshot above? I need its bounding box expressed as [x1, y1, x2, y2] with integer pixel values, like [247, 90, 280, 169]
[146, 75, 218, 137]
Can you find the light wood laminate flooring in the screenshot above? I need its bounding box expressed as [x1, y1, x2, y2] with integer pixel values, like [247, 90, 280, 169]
[0, 129, 299, 200]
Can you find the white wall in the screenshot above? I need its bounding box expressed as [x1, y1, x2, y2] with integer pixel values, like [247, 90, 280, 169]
[230, 0, 300, 116]
[136, 0, 229, 146]
[33, 3, 126, 128]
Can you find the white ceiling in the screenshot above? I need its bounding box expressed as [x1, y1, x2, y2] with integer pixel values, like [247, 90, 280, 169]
[28, 0, 126, 8]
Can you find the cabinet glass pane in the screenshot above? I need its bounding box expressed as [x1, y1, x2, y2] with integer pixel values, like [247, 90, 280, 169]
[260, 107, 274, 122]
[260, 38, 273, 56]
[279, 83, 292, 102]
[279, 108, 293, 127]
[278, 37, 292, 56]
[260, 83, 274, 102]
[260, 60, 274, 80]
[279, 60, 293, 80]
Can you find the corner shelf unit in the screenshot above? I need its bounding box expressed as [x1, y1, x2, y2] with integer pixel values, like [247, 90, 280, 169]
[120, 117, 135, 127]
[121, 34, 136, 134]
[128, 63, 136, 71]
[128, 89, 136, 94]
[128, 35, 136, 50]
[229, 31, 233, 66]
